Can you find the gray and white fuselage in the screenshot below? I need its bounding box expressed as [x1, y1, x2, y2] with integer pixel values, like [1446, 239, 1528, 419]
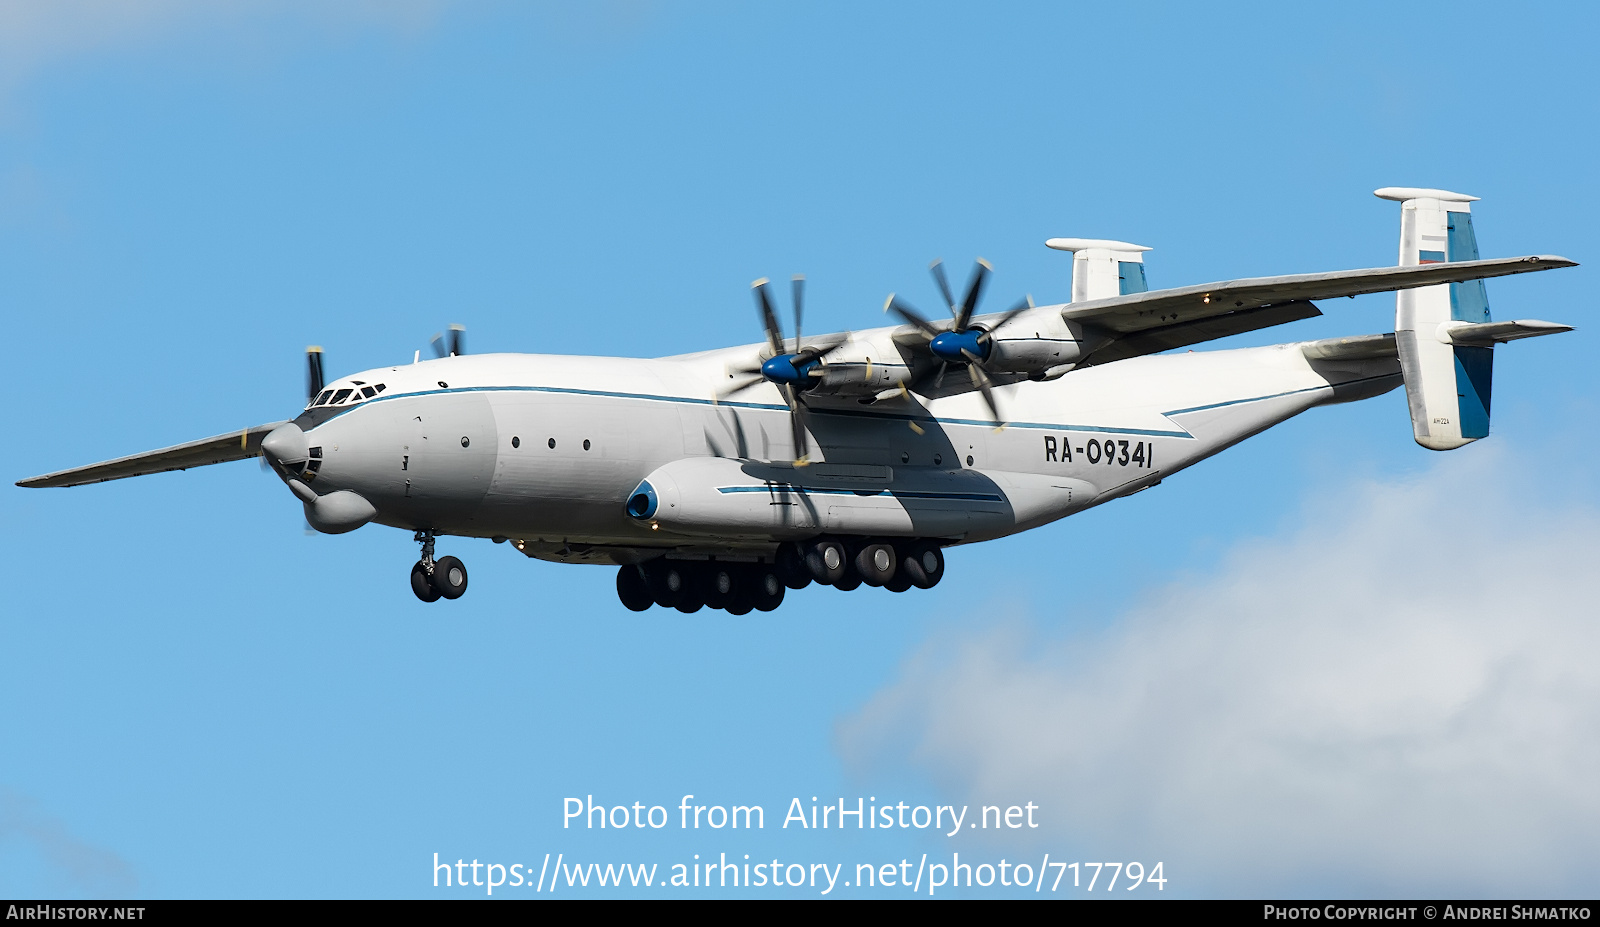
[280, 332, 1399, 565]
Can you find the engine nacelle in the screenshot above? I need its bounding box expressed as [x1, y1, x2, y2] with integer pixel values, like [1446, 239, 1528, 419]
[981, 308, 1111, 376]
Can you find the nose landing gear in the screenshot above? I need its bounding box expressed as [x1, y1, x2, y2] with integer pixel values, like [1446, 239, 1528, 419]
[410, 530, 468, 602]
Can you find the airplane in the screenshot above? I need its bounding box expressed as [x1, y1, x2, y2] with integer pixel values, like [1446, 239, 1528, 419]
[17, 187, 1577, 614]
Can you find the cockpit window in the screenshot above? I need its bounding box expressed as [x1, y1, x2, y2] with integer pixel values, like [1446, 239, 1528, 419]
[374, 384, 386, 394]
[314, 389, 335, 406]
[360, 386, 376, 398]
[331, 388, 353, 404]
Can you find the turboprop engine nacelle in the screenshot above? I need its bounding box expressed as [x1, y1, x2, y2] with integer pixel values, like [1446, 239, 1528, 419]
[982, 309, 1109, 378]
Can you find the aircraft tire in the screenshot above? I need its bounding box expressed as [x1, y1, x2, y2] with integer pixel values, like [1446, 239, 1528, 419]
[885, 571, 914, 593]
[410, 561, 442, 602]
[854, 542, 897, 587]
[804, 538, 848, 585]
[433, 556, 469, 599]
[674, 588, 704, 614]
[646, 560, 687, 607]
[833, 570, 862, 592]
[902, 541, 944, 589]
[616, 565, 653, 612]
[750, 566, 786, 612]
[703, 564, 737, 610]
[775, 542, 812, 589]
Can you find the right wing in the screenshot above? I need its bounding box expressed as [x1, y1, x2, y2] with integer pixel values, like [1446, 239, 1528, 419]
[17, 421, 289, 488]
[1064, 255, 1575, 364]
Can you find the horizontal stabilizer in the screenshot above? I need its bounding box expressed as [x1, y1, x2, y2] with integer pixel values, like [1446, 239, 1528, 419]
[17, 421, 289, 488]
[1301, 332, 1398, 361]
[1443, 319, 1574, 345]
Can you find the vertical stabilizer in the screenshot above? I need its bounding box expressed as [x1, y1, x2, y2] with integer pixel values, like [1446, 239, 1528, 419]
[1045, 238, 1152, 302]
[1375, 187, 1493, 450]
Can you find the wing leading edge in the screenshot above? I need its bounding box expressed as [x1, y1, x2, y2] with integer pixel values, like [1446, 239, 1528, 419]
[17, 421, 289, 488]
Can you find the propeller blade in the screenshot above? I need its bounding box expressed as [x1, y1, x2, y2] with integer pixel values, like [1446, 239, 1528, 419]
[784, 384, 810, 465]
[992, 294, 1034, 331]
[751, 279, 787, 357]
[968, 363, 1003, 428]
[306, 346, 325, 401]
[448, 324, 465, 357]
[718, 373, 768, 400]
[885, 295, 940, 338]
[977, 295, 1035, 345]
[929, 259, 957, 317]
[795, 333, 851, 367]
[791, 275, 805, 356]
[429, 332, 447, 359]
[934, 361, 949, 390]
[955, 258, 992, 332]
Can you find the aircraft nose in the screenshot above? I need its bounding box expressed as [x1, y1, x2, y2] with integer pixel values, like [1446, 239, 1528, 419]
[260, 422, 309, 467]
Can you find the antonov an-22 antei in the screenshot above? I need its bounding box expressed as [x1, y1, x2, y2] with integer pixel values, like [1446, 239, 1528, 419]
[18, 188, 1576, 612]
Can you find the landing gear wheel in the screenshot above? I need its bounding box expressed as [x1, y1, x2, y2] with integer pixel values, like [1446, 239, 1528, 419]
[616, 565, 653, 612]
[833, 570, 862, 592]
[410, 561, 441, 602]
[703, 564, 737, 611]
[674, 589, 704, 614]
[646, 560, 687, 608]
[750, 566, 786, 612]
[775, 542, 812, 590]
[433, 555, 468, 599]
[855, 541, 897, 587]
[885, 572, 914, 593]
[902, 540, 945, 589]
[805, 537, 848, 586]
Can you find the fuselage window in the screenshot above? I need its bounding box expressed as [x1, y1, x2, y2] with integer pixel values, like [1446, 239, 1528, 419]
[331, 388, 353, 404]
[314, 390, 335, 406]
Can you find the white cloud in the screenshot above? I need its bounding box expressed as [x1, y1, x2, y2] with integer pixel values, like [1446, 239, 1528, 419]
[0, 788, 136, 898]
[838, 446, 1600, 897]
[0, 0, 447, 89]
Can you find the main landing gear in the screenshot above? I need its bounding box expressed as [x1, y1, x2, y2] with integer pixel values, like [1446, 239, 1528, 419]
[410, 530, 468, 602]
[615, 537, 944, 613]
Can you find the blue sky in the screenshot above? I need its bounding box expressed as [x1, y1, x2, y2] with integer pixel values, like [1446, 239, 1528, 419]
[3, 0, 1598, 898]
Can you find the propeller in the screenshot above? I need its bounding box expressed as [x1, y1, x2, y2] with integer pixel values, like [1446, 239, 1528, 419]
[430, 324, 466, 358]
[719, 276, 850, 465]
[884, 258, 1033, 428]
[306, 346, 325, 402]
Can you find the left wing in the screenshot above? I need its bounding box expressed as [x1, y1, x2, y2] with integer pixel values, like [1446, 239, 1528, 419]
[17, 421, 289, 488]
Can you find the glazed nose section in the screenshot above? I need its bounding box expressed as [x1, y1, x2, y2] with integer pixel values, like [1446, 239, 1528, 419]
[260, 422, 309, 470]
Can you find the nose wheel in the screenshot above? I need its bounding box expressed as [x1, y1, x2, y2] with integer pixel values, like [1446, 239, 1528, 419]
[411, 531, 468, 602]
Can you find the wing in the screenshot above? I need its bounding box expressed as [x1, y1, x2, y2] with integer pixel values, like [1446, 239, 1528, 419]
[1066, 254, 1575, 364]
[17, 421, 289, 488]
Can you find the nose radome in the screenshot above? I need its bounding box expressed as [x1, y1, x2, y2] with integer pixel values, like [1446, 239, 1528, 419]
[260, 422, 308, 466]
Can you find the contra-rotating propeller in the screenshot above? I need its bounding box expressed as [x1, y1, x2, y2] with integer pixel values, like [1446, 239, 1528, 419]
[306, 345, 325, 402]
[719, 276, 850, 466]
[884, 258, 1032, 428]
[430, 324, 466, 359]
